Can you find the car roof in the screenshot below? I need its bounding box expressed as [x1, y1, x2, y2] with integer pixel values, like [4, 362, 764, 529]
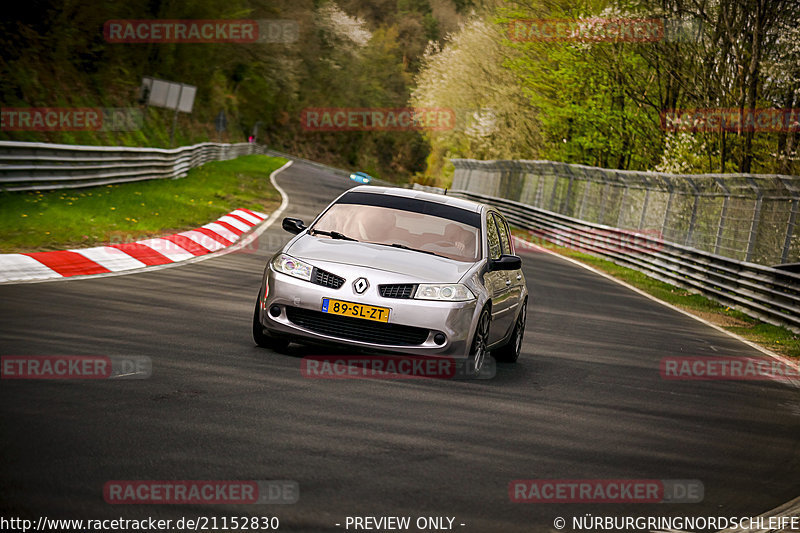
[346, 185, 486, 215]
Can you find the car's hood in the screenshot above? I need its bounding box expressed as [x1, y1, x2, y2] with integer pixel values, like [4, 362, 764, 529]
[286, 234, 475, 283]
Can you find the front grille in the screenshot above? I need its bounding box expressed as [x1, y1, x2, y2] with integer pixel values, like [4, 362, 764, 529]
[312, 268, 344, 289]
[286, 307, 429, 346]
[379, 284, 416, 299]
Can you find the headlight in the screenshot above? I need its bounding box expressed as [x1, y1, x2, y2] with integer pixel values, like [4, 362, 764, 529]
[414, 283, 475, 301]
[271, 253, 313, 282]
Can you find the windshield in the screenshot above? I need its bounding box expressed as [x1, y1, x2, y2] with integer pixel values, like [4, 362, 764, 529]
[310, 201, 481, 262]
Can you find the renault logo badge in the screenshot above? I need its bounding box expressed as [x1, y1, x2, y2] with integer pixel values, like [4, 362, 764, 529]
[353, 277, 369, 294]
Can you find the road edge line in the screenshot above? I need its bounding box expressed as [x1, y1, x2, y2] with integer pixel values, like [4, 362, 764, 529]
[514, 238, 800, 389]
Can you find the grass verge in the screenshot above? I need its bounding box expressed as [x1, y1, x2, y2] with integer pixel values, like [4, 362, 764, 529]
[512, 229, 800, 359]
[0, 155, 285, 252]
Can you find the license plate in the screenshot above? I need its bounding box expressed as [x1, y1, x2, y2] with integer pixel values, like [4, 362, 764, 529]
[321, 298, 390, 323]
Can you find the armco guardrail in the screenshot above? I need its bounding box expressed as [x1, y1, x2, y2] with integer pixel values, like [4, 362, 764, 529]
[451, 158, 800, 267]
[0, 141, 269, 191]
[417, 185, 800, 333]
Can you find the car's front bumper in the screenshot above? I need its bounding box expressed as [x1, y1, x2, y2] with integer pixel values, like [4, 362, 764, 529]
[257, 266, 479, 357]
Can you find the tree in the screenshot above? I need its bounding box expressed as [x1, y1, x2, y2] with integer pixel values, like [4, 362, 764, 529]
[411, 18, 542, 184]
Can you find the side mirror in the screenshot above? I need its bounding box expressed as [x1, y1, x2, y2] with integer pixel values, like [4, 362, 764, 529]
[490, 254, 522, 271]
[282, 217, 306, 234]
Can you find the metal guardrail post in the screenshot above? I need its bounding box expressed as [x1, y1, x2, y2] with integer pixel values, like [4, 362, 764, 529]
[745, 177, 764, 262]
[578, 177, 590, 220]
[684, 178, 700, 247]
[598, 182, 610, 225]
[781, 197, 799, 263]
[616, 171, 629, 229]
[548, 163, 560, 211]
[465, 160, 476, 190]
[534, 166, 545, 207]
[779, 175, 800, 264]
[661, 177, 675, 242]
[562, 164, 575, 214]
[713, 177, 731, 256]
[782, 198, 799, 264]
[638, 178, 651, 230]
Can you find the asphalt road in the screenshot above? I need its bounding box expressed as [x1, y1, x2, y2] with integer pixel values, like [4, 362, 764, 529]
[1, 160, 798, 532]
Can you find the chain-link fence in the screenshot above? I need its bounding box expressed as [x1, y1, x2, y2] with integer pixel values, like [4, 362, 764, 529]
[451, 159, 800, 266]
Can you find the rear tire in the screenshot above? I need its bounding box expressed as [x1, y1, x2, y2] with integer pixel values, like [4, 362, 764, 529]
[252, 291, 289, 351]
[493, 299, 526, 363]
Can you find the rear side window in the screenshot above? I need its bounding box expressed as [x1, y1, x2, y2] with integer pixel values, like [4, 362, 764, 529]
[493, 213, 513, 256]
[486, 213, 502, 260]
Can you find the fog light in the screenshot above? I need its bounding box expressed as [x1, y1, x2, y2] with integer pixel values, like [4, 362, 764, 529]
[433, 333, 446, 345]
[269, 305, 282, 317]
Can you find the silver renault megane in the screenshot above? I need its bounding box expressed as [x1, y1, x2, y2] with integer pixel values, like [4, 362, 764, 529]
[252, 185, 528, 376]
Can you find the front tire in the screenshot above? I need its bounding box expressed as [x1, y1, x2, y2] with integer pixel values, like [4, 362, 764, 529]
[493, 299, 526, 363]
[252, 292, 289, 351]
[466, 307, 490, 378]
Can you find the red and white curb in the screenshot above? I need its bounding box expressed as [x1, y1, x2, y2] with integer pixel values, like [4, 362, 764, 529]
[0, 159, 295, 284]
[0, 209, 268, 283]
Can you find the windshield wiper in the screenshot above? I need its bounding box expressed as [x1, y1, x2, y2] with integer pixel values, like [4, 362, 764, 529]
[379, 242, 446, 258]
[309, 229, 358, 241]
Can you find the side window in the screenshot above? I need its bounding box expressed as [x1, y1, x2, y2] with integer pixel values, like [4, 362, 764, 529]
[486, 212, 502, 260]
[494, 213, 513, 256]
